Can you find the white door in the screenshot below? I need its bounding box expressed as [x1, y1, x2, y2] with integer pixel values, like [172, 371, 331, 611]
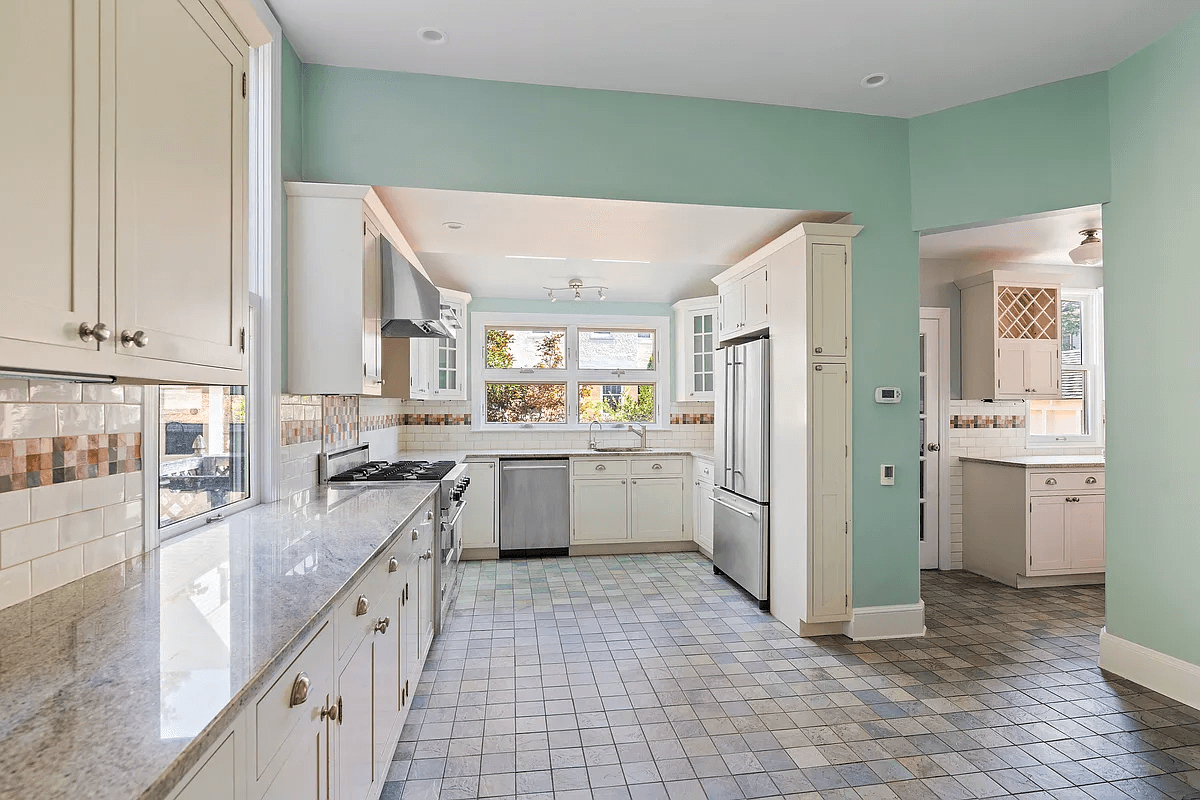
[460, 461, 497, 548]
[685, 309, 717, 401]
[809, 244, 848, 358]
[1067, 495, 1106, 570]
[809, 361, 849, 620]
[0, 0, 102, 353]
[1029, 496, 1071, 572]
[260, 720, 324, 800]
[694, 479, 714, 553]
[997, 342, 1027, 396]
[112, 0, 247, 370]
[572, 479, 629, 542]
[1025, 341, 1060, 396]
[336, 638, 375, 800]
[919, 313, 947, 570]
[718, 285, 741, 339]
[742, 267, 770, 332]
[630, 478, 685, 540]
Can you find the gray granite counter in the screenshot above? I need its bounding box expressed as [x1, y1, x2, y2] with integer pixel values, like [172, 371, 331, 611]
[959, 455, 1105, 468]
[404, 448, 713, 462]
[0, 484, 437, 800]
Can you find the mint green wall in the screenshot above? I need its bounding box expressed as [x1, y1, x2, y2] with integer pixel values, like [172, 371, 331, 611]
[909, 73, 1111, 232]
[1105, 15, 1200, 668]
[299, 65, 920, 608]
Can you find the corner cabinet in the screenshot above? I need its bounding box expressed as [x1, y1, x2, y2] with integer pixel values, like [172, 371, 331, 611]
[718, 266, 769, 343]
[673, 298, 718, 402]
[286, 183, 387, 396]
[957, 272, 1062, 400]
[0, 0, 249, 384]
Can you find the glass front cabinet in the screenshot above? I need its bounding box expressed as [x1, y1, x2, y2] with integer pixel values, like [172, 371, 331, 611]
[672, 298, 718, 402]
[433, 290, 470, 400]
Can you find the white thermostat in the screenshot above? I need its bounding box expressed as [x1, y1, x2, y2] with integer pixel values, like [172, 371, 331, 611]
[875, 387, 902, 404]
[881, 465, 896, 486]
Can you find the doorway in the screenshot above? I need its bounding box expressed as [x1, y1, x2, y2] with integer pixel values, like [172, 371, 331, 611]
[919, 308, 950, 569]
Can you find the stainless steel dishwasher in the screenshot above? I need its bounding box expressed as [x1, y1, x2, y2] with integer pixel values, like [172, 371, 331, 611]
[500, 459, 570, 557]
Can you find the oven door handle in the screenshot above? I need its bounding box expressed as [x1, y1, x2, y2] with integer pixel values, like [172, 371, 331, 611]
[443, 503, 465, 529]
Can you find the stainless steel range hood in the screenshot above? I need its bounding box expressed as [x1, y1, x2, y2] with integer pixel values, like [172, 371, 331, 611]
[380, 238, 453, 339]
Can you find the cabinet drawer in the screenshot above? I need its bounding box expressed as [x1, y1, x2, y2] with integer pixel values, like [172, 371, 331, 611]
[256, 622, 333, 776]
[632, 457, 684, 476]
[693, 458, 715, 483]
[573, 459, 628, 476]
[336, 559, 389, 659]
[1029, 470, 1104, 493]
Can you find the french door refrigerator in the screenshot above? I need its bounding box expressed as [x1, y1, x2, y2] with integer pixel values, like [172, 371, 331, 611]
[713, 336, 770, 609]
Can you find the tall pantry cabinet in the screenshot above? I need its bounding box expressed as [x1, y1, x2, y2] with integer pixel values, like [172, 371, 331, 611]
[713, 223, 859, 637]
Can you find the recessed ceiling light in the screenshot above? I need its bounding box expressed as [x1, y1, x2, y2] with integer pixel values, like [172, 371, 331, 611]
[418, 27, 448, 45]
[593, 258, 650, 264]
[505, 255, 566, 260]
[442, 221, 464, 230]
[861, 72, 889, 88]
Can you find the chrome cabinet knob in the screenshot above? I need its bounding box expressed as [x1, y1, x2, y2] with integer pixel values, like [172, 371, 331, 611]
[355, 594, 369, 616]
[78, 322, 112, 342]
[1045, 478, 1057, 485]
[374, 616, 390, 634]
[289, 672, 311, 707]
[420, 550, 432, 561]
[814, 346, 823, 354]
[121, 329, 149, 348]
[1085, 476, 1097, 484]
[814, 364, 823, 371]
[927, 443, 940, 452]
[412, 528, 419, 541]
[388, 556, 399, 573]
[321, 703, 339, 722]
[426, 510, 435, 521]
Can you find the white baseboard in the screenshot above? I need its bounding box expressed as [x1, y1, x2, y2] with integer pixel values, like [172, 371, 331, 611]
[842, 600, 926, 641]
[1098, 627, 1200, 710]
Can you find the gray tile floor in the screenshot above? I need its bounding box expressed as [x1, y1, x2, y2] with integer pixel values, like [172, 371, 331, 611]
[383, 554, 1200, 800]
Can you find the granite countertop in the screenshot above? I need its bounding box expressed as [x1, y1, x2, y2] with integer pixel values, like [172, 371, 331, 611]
[959, 455, 1106, 468]
[0, 484, 437, 800]
[404, 448, 714, 462]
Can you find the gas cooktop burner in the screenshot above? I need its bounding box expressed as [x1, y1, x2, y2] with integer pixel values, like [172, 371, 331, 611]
[329, 460, 459, 483]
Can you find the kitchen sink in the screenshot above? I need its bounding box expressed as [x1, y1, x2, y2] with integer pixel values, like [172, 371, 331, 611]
[590, 447, 650, 452]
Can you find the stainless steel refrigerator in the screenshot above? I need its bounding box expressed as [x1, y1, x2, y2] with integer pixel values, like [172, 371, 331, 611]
[713, 336, 770, 608]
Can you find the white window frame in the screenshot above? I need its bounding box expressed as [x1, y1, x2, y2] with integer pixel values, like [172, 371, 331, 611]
[471, 312, 670, 431]
[144, 8, 282, 546]
[1027, 288, 1105, 448]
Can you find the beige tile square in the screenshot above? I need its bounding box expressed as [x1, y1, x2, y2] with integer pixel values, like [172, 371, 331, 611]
[1, 519, 59, 568]
[30, 481, 83, 522]
[0, 404, 57, 439]
[30, 545, 83, 594]
[0, 562, 32, 610]
[57, 404, 106, 436]
[58, 509, 105, 548]
[28, 381, 81, 403]
[83, 533, 126, 574]
[0, 490, 30, 531]
[105, 404, 141, 434]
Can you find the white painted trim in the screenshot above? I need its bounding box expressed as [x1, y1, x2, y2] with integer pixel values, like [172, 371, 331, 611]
[842, 600, 926, 641]
[712, 221, 862, 285]
[921, 307, 952, 571]
[1099, 627, 1200, 711]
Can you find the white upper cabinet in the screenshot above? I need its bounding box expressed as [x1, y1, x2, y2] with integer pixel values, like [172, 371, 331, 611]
[672, 298, 718, 402]
[286, 183, 394, 396]
[0, 0, 249, 384]
[382, 288, 470, 401]
[957, 273, 1062, 399]
[717, 264, 769, 343]
[808, 244, 849, 359]
[433, 292, 468, 400]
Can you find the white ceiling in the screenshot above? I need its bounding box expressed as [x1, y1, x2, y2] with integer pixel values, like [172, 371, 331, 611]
[270, 0, 1199, 118]
[919, 205, 1104, 266]
[374, 187, 842, 302]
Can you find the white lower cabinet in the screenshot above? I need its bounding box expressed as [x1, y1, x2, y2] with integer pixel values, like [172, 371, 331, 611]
[336, 638, 376, 800]
[631, 478, 686, 540]
[693, 457, 715, 555]
[572, 478, 630, 543]
[173, 730, 240, 800]
[462, 460, 498, 549]
[1030, 493, 1105, 574]
[259, 721, 325, 800]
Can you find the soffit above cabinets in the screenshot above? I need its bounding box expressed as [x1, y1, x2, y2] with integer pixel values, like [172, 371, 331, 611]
[271, 0, 1200, 118]
[920, 205, 1103, 267]
[374, 186, 845, 303]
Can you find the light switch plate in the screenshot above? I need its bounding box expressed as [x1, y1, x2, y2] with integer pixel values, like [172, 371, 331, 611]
[881, 464, 895, 486]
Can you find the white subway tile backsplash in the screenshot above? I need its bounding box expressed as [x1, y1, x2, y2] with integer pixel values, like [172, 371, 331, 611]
[0, 491, 30, 531]
[124, 471, 143, 501]
[81, 473, 126, 510]
[125, 530, 144, 559]
[57, 403, 106, 436]
[83, 533, 126, 573]
[58, 509, 106, 548]
[104, 501, 142, 535]
[0, 380, 29, 403]
[30, 545, 84, 594]
[105, 404, 141, 433]
[28, 381, 81, 404]
[1, 519, 59, 568]
[82, 384, 124, 404]
[30, 481, 83, 522]
[0, 562, 32, 609]
[0, 404, 57, 439]
[123, 386, 144, 404]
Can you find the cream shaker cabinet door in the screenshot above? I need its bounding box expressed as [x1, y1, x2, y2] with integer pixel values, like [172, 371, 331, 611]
[1067, 495, 1106, 571]
[630, 478, 685, 541]
[1025, 342, 1060, 396]
[336, 637, 376, 800]
[809, 244, 849, 358]
[996, 342, 1027, 396]
[742, 267, 770, 333]
[572, 479, 630, 543]
[372, 599, 401, 772]
[259, 720, 325, 800]
[0, 0, 102, 352]
[809, 361, 850, 620]
[174, 731, 239, 800]
[1028, 497, 1071, 572]
[112, 0, 247, 370]
[461, 461, 497, 548]
[695, 479, 714, 553]
[718, 284, 741, 339]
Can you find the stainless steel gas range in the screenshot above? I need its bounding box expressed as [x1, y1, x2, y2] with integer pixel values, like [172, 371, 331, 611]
[320, 445, 469, 632]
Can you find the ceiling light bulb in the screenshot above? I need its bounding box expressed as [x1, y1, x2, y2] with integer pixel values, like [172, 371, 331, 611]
[547, 289, 555, 302]
[1069, 229, 1103, 266]
[598, 289, 606, 300]
[574, 290, 582, 301]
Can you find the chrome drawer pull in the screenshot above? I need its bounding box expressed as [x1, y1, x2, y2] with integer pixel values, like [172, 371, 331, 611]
[355, 594, 369, 616]
[1045, 477, 1057, 485]
[1085, 476, 1097, 484]
[595, 464, 606, 471]
[652, 464, 663, 470]
[289, 673, 311, 707]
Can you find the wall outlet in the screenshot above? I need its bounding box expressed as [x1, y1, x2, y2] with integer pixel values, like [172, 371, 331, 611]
[880, 464, 895, 486]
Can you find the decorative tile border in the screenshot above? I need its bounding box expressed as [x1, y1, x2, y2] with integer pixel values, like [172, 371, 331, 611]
[670, 413, 714, 425]
[323, 396, 359, 449]
[0, 434, 142, 493]
[402, 413, 471, 426]
[950, 414, 1025, 429]
[281, 420, 321, 447]
[360, 413, 403, 433]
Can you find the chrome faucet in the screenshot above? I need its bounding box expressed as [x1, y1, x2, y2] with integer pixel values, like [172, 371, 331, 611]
[628, 423, 648, 449]
[588, 419, 602, 449]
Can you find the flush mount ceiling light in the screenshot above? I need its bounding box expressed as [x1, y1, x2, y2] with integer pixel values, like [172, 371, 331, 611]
[417, 27, 448, 45]
[861, 72, 889, 88]
[545, 278, 607, 303]
[442, 221, 464, 230]
[1069, 228, 1103, 266]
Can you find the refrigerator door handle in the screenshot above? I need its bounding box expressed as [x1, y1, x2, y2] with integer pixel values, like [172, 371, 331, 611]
[713, 497, 755, 518]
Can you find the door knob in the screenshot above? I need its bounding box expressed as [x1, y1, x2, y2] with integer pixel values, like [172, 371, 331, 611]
[121, 330, 149, 348]
[927, 443, 940, 452]
[420, 550, 432, 560]
[78, 322, 112, 342]
[814, 346, 823, 354]
[374, 616, 390, 634]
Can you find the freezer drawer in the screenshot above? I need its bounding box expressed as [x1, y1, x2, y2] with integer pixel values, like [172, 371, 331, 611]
[499, 460, 570, 555]
[712, 487, 769, 605]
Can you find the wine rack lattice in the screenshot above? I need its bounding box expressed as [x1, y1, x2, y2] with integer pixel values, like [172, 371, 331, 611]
[997, 286, 1058, 340]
